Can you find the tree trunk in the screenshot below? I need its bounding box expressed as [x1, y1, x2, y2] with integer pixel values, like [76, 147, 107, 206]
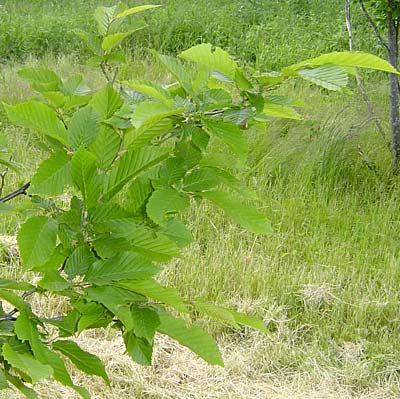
[387, 1, 400, 168]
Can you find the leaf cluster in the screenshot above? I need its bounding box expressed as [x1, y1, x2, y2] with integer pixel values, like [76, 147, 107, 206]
[0, 3, 398, 397]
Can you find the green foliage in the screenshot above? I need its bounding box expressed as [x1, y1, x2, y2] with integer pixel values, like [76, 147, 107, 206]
[0, 3, 397, 397]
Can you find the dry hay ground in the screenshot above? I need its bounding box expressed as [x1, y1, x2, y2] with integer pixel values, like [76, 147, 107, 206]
[0, 237, 397, 399]
[2, 331, 397, 399]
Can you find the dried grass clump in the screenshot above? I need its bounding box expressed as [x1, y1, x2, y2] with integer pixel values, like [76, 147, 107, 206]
[0, 332, 391, 399]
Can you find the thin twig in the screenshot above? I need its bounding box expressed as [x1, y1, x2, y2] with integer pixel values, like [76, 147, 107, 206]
[0, 289, 36, 322]
[346, 0, 392, 151]
[358, 0, 390, 53]
[0, 168, 8, 198]
[0, 182, 30, 203]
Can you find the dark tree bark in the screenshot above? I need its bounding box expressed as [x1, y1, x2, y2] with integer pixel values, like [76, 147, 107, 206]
[387, 0, 400, 167]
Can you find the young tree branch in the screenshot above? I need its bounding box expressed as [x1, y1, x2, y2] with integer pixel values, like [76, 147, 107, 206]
[0, 182, 30, 203]
[358, 0, 390, 53]
[0, 289, 36, 322]
[345, 0, 392, 152]
[0, 168, 9, 198]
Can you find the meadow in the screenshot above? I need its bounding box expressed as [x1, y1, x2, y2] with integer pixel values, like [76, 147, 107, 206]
[1, 1, 400, 398]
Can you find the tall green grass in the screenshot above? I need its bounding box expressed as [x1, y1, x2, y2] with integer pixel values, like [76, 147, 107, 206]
[160, 82, 400, 392]
[0, 0, 381, 69]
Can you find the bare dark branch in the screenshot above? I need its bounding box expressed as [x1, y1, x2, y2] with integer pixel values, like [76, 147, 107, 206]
[0, 182, 30, 203]
[0, 288, 36, 322]
[0, 168, 9, 198]
[358, 0, 390, 53]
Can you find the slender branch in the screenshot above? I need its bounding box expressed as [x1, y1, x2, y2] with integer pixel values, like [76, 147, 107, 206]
[358, 0, 390, 53]
[346, 0, 392, 151]
[0, 289, 36, 322]
[0, 168, 8, 198]
[0, 182, 30, 203]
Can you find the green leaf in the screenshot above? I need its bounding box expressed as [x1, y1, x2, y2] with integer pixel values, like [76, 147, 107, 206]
[146, 188, 190, 226]
[103, 146, 169, 200]
[179, 44, 252, 90]
[200, 191, 271, 234]
[288, 51, 400, 74]
[18, 68, 61, 93]
[124, 227, 181, 262]
[2, 343, 53, 384]
[198, 88, 232, 111]
[157, 312, 223, 366]
[152, 52, 193, 94]
[0, 279, 34, 291]
[126, 101, 182, 148]
[30, 151, 72, 196]
[193, 300, 238, 328]
[183, 167, 219, 192]
[0, 290, 30, 313]
[17, 216, 58, 272]
[63, 74, 91, 96]
[3, 101, 68, 146]
[68, 106, 100, 149]
[255, 71, 284, 86]
[45, 311, 80, 337]
[76, 302, 109, 333]
[86, 285, 142, 330]
[0, 368, 8, 390]
[44, 350, 90, 398]
[298, 64, 349, 91]
[124, 80, 172, 103]
[230, 310, 268, 333]
[74, 29, 102, 55]
[262, 102, 302, 120]
[53, 340, 109, 385]
[115, 5, 161, 18]
[85, 252, 159, 284]
[88, 125, 121, 170]
[127, 176, 153, 214]
[123, 332, 153, 366]
[130, 305, 160, 343]
[38, 270, 71, 292]
[116, 279, 188, 313]
[190, 126, 210, 151]
[212, 167, 257, 199]
[5, 373, 38, 399]
[94, 5, 116, 35]
[89, 85, 123, 119]
[65, 245, 96, 278]
[125, 118, 173, 148]
[202, 118, 247, 161]
[194, 300, 268, 333]
[89, 201, 129, 225]
[158, 156, 188, 185]
[93, 234, 131, 258]
[102, 30, 135, 51]
[17, 312, 107, 396]
[71, 146, 99, 207]
[162, 219, 193, 248]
